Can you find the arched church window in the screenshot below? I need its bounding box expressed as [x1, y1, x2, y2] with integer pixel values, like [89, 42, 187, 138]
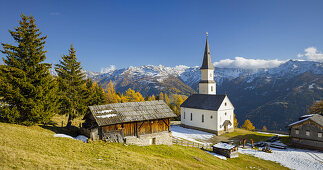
[202, 114, 204, 122]
[210, 73, 212, 78]
[225, 112, 227, 116]
[190, 113, 192, 121]
[225, 102, 227, 106]
[184, 112, 185, 119]
[211, 86, 213, 92]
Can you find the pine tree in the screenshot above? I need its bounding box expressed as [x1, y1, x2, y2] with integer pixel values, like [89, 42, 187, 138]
[92, 83, 106, 105]
[55, 45, 86, 127]
[0, 14, 58, 125]
[241, 119, 255, 131]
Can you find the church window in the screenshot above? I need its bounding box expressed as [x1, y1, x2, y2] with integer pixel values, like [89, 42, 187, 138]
[211, 86, 213, 92]
[210, 115, 213, 119]
[210, 73, 212, 78]
[184, 112, 185, 119]
[190, 113, 192, 121]
[202, 114, 204, 122]
[225, 112, 227, 116]
[225, 102, 227, 106]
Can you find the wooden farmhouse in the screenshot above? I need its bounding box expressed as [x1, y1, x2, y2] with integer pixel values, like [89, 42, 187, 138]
[81, 100, 176, 146]
[288, 114, 323, 150]
[180, 34, 235, 135]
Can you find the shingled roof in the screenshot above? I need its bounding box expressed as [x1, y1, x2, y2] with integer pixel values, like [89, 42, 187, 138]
[89, 100, 176, 126]
[288, 114, 323, 127]
[200, 36, 215, 70]
[180, 94, 227, 111]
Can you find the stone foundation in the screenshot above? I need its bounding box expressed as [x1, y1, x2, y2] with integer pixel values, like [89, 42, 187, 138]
[181, 124, 234, 136]
[125, 132, 173, 146]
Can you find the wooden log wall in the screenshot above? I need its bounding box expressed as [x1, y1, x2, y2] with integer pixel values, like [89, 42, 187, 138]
[101, 118, 170, 137]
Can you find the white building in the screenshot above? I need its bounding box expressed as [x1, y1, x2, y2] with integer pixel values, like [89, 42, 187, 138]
[180, 34, 235, 135]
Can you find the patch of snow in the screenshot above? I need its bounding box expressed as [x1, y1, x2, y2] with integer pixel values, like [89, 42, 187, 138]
[54, 134, 88, 143]
[213, 143, 236, 149]
[205, 151, 227, 160]
[288, 117, 311, 127]
[75, 135, 88, 143]
[309, 83, 315, 89]
[239, 147, 323, 170]
[96, 114, 117, 119]
[300, 114, 314, 119]
[255, 131, 289, 137]
[171, 125, 214, 144]
[54, 134, 74, 139]
[97, 110, 114, 114]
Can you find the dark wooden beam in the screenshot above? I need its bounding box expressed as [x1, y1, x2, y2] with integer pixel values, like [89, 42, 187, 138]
[136, 121, 144, 137]
[162, 119, 170, 132]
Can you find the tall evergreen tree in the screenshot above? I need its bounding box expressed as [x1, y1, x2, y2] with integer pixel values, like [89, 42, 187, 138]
[55, 45, 86, 127]
[0, 14, 58, 125]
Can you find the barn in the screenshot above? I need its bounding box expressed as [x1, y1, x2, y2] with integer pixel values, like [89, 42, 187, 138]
[81, 100, 177, 146]
[288, 114, 323, 150]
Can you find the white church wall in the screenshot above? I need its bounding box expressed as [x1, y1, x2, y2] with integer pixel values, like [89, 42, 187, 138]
[217, 97, 234, 131]
[181, 107, 218, 131]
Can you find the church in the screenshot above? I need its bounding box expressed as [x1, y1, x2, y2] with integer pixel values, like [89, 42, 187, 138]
[180, 34, 235, 135]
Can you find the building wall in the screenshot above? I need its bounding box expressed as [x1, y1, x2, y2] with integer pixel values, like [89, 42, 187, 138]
[181, 107, 218, 131]
[180, 96, 234, 134]
[125, 131, 173, 146]
[290, 120, 323, 150]
[199, 69, 216, 95]
[217, 97, 235, 132]
[199, 83, 216, 95]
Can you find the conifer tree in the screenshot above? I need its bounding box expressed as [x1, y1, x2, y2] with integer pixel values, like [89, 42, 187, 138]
[241, 119, 255, 131]
[0, 14, 58, 125]
[55, 45, 86, 127]
[92, 83, 106, 105]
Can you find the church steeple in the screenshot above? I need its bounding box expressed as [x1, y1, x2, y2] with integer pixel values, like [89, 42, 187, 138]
[199, 32, 216, 95]
[200, 32, 214, 70]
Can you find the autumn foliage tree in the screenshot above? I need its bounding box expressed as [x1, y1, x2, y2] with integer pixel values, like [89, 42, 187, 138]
[262, 125, 268, 131]
[241, 119, 255, 131]
[233, 113, 238, 128]
[309, 100, 323, 115]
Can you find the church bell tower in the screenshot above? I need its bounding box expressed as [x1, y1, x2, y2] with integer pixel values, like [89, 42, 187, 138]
[199, 33, 216, 95]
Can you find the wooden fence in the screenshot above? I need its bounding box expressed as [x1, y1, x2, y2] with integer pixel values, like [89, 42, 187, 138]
[172, 137, 212, 150]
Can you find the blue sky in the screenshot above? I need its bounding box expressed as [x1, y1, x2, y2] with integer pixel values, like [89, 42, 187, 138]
[1, 0, 323, 71]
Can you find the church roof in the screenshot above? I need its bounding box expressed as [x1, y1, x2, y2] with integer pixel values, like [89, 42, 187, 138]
[200, 35, 215, 70]
[180, 94, 226, 111]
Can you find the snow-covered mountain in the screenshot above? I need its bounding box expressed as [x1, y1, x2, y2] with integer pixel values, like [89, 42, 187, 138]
[86, 60, 323, 131]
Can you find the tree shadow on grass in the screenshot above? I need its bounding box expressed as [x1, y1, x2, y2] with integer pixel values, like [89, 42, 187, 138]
[40, 121, 80, 137]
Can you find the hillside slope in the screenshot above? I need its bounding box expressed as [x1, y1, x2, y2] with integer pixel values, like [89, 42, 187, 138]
[0, 122, 287, 169]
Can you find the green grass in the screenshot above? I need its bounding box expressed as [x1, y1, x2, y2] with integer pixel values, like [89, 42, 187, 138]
[210, 128, 290, 145]
[0, 118, 288, 169]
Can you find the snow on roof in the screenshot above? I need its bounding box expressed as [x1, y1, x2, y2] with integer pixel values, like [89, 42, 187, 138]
[97, 110, 114, 114]
[288, 117, 310, 127]
[213, 142, 236, 150]
[299, 114, 313, 118]
[96, 114, 117, 119]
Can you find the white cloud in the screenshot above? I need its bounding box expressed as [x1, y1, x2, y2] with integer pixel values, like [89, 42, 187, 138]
[298, 47, 323, 62]
[213, 57, 285, 69]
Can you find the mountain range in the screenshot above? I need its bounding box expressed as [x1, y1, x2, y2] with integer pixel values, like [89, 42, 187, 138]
[58, 60, 323, 131]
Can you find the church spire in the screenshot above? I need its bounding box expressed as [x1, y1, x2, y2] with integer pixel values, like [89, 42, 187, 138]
[200, 32, 214, 70]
